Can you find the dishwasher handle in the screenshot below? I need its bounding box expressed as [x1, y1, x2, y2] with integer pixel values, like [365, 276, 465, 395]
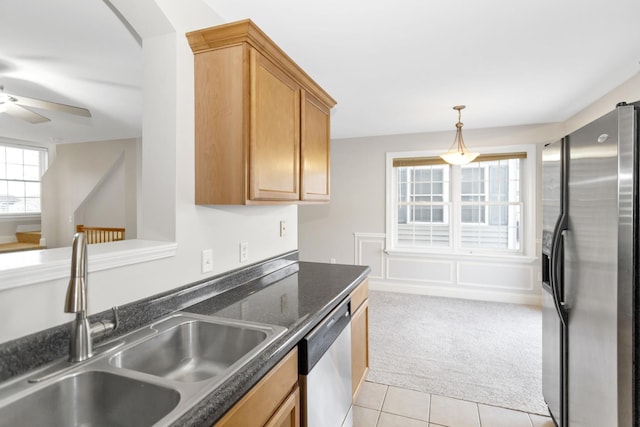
[299, 298, 351, 375]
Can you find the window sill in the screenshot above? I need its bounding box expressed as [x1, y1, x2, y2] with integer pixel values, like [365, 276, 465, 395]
[0, 213, 41, 223]
[0, 239, 178, 291]
[384, 248, 538, 264]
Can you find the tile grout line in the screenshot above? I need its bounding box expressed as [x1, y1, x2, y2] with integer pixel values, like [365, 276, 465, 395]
[366, 380, 548, 418]
[377, 385, 389, 427]
[428, 391, 435, 426]
[361, 380, 551, 427]
[374, 384, 389, 427]
[379, 409, 432, 424]
[368, 380, 551, 423]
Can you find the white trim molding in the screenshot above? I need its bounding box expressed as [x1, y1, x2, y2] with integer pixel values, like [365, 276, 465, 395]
[0, 239, 177, 291]
[354, 232, 541, 306]
[0, 214, 41, 223]
[353, 232, 385, 280]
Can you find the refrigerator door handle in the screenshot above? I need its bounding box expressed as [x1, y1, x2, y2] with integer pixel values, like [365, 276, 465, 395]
[550, 217, 568, 326]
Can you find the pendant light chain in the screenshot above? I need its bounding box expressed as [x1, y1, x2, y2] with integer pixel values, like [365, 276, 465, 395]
[440, 105, 479, 165]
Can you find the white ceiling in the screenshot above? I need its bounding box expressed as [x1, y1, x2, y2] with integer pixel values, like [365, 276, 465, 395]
[1, 0, 639, 145]
[0, 0, 142, 145]
[208, 0, 640, 138]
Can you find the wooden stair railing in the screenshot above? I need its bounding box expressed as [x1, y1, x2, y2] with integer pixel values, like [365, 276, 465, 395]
[76, 225, 125, 244]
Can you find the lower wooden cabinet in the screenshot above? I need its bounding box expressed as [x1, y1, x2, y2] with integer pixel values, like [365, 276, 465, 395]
[265, 387, 300, 427]
[350, 278, 370, 400]
[215, 348, 299, 427]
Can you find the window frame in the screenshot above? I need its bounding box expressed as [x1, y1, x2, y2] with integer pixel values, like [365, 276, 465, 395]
[386, 144, 537, 258]
[397, 164, 450, 225]
[460, 163, 489, 225]
[395, 164, 452, 249]
[0, 142, 48, 217]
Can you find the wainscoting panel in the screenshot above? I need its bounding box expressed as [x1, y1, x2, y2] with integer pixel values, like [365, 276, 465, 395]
[458, 262, 534, 290]
[354, 233, 385, 280]
[387, 257, 453, 284]
[354, 232, 541, 305]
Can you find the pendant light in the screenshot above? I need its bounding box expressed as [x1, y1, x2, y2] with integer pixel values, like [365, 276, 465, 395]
[440, 105, 479, 165]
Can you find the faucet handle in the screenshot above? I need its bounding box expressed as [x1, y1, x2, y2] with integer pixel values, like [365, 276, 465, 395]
[90, 306, 120, 340]
[111, 306, 120, 332]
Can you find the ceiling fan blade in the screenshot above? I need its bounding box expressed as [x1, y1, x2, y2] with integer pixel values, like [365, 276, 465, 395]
[8, 93, 92, 118]
[4, 103, 51, 124]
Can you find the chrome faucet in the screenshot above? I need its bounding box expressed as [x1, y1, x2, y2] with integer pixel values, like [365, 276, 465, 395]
[64, 232, 118, 362]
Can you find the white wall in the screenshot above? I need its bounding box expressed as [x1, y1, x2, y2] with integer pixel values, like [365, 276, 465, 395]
[563, 72, 640, 134]
[299, 123, 563, 264]
[74, 152, 128, 232]
[300, 124, 561, 304]
[299, 72, 640, 305]
[41, 138, 138, 248]
[0, 0, 297, 344]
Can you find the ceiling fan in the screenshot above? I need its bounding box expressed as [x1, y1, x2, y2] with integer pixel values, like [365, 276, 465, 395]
[0, 85, 91, 124]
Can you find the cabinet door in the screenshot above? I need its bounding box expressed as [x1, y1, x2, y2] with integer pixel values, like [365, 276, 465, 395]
[250, 50, 300, 201]
[350, 279, 368, 313]
[265, 387, 300, 427]
[351, 299, 369, 400]
[215, 348, 298, 427]
[300, 91, 330, 201]
[193, 45, 247, 205]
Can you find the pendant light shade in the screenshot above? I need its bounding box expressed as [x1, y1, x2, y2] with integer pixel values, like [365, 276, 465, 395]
[440, 105, 479, 165]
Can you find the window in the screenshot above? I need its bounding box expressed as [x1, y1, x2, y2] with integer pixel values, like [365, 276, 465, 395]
[0, 144, 47, 215]
[459, 158, 521, 250]
[396, 164, 450, 247]
[388, 149, 530, 255]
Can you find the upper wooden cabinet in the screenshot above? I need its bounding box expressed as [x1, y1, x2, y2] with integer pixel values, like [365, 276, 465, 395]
[301, 92, 331, 201]
[187, 20, 336, 205]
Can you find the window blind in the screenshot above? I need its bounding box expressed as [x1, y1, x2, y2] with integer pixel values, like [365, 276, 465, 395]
[392, 152, 527, 168]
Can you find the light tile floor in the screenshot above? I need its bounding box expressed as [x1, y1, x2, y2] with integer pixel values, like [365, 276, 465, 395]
[353, 381, 556, 427]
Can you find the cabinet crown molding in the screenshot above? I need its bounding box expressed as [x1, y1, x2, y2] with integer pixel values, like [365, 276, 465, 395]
[187, 19, 336, 108]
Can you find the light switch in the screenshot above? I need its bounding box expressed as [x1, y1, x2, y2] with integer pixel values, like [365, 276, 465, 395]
[201, 249, 213, 273]
[240, 242, 249, 263]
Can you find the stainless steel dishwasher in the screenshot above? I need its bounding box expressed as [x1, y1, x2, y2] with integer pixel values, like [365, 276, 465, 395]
[299, 298, 352, 427]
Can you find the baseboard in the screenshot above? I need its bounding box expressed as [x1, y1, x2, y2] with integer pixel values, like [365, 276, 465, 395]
[0, 236, 17, 244]
[369, 279, 542, 306]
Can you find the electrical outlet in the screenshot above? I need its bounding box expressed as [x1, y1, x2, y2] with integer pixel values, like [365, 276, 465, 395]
[201, 249, 213, 274]
[239, 242, 249, 263]
[280, 220, 287, 237]
[330, 258, 336, 264]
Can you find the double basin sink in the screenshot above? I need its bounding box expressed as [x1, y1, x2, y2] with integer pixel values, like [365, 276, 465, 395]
[0, 312, 287, 426]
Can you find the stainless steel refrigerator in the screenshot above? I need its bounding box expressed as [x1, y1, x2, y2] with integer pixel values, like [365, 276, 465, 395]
[542, 101, 638, 427]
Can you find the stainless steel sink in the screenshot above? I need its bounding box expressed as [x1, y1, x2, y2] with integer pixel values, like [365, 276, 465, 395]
[0, 312, 287, 426]
[110, 318, 272, 382]
[0, 370, 180, 427]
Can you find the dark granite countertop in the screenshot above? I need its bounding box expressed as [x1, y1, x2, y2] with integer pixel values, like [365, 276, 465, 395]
[174, 261, 370, 426]
[0, 253, 369, 427]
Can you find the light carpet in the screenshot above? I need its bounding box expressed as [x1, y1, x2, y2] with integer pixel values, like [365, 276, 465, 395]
[367, 290, 548, 415]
